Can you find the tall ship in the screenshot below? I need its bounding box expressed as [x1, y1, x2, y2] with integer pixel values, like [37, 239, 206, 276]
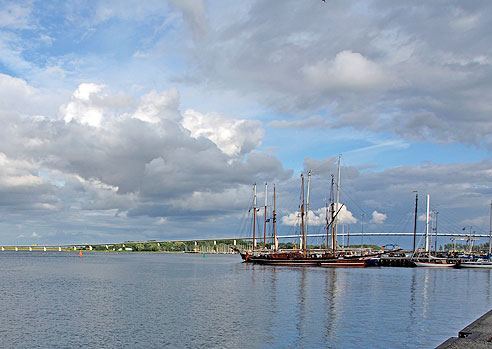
[238, 155, 370, 267]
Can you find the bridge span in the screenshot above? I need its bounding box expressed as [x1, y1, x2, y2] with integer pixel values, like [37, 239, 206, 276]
[0, 231, 489, 252]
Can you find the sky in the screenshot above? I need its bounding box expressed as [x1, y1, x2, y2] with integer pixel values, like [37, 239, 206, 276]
[0, 0, 491, 248]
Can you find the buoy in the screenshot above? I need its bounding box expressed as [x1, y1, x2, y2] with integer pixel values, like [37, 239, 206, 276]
[203, 254, 207, 258]
[79, 250, 83, 257]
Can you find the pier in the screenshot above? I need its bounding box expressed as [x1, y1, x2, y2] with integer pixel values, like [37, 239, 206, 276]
[379, 256, 415, 267]
[438, 309, 492, 348]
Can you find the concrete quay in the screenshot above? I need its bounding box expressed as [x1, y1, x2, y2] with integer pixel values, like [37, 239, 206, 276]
[437, 309, 492, 348]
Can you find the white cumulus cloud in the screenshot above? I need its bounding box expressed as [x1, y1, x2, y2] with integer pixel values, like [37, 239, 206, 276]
[281, 206, 357, 226]
[337, 205, 358, 224]
[280, 210, 301, 226]
[62, 83, 106, 127]
[182, 109, 264, 156]
[132, 88, 181, 123]
[370, 210, 387, 224]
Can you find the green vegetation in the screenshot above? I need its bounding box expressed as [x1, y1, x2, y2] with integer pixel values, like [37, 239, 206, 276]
[84, 239, 251, 253]
[344, 244, 381, 250]
[5, 240, 384, 253]
[444, 242, 490, 253]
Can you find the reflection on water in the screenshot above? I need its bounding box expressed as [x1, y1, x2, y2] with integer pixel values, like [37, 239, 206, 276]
[408, 270, 417, 333]
[324, 268, 338, 340]
[294, 266, 306, 347]
[0, 252, 491, 348]
[423, 268, 431, 317]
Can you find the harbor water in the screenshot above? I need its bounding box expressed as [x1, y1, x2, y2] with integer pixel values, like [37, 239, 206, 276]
[0, 252, 490, 348]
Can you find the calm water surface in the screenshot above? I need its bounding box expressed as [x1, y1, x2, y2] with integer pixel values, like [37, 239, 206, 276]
[0, 252, 490, 348]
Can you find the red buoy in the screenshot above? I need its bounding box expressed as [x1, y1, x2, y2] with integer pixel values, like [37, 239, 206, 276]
[79, 250, 83, 257]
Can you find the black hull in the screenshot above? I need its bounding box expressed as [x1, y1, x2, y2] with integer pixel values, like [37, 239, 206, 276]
[240, 252, 367, 267]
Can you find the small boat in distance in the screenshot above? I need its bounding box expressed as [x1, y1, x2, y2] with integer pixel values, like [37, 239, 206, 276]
[458, 259, 492, 268]
[458, 201, 492, 269]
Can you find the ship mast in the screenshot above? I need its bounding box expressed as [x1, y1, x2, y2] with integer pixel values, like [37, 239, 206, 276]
[305, 170, 311, 249]
[325, 200, 329, 250]
[301, 173, 306, 257]
[425, 194, 430, 253]
[330, 174, 336, 250]
[489, 200, 492, 258]
[412, 191, 418, 254]
[264, 182, 268, 249]
[273, 184, 277, 251]
[334, 154, 341, 250]
[433, 211, 439, 254]
[253, 183, 257, 252]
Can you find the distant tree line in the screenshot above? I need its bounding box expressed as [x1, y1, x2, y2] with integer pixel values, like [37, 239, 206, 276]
[84, 240, 385, 252]
[86, 239, 250, 252]
[443, 242, 490, 253]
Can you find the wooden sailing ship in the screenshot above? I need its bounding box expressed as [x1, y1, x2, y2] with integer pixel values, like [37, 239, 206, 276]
[239, 155, 367, 267]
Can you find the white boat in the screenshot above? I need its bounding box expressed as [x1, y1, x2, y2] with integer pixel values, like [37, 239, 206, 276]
[459, 260, 492, 269]
[456, 202, 492, 268]
[412, 195, 457, 267]
[459, 202, 492, 268]
[414, 261, 456, 268]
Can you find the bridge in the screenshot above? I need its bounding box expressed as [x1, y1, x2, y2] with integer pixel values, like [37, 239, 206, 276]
[0, 231, 489, 253]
